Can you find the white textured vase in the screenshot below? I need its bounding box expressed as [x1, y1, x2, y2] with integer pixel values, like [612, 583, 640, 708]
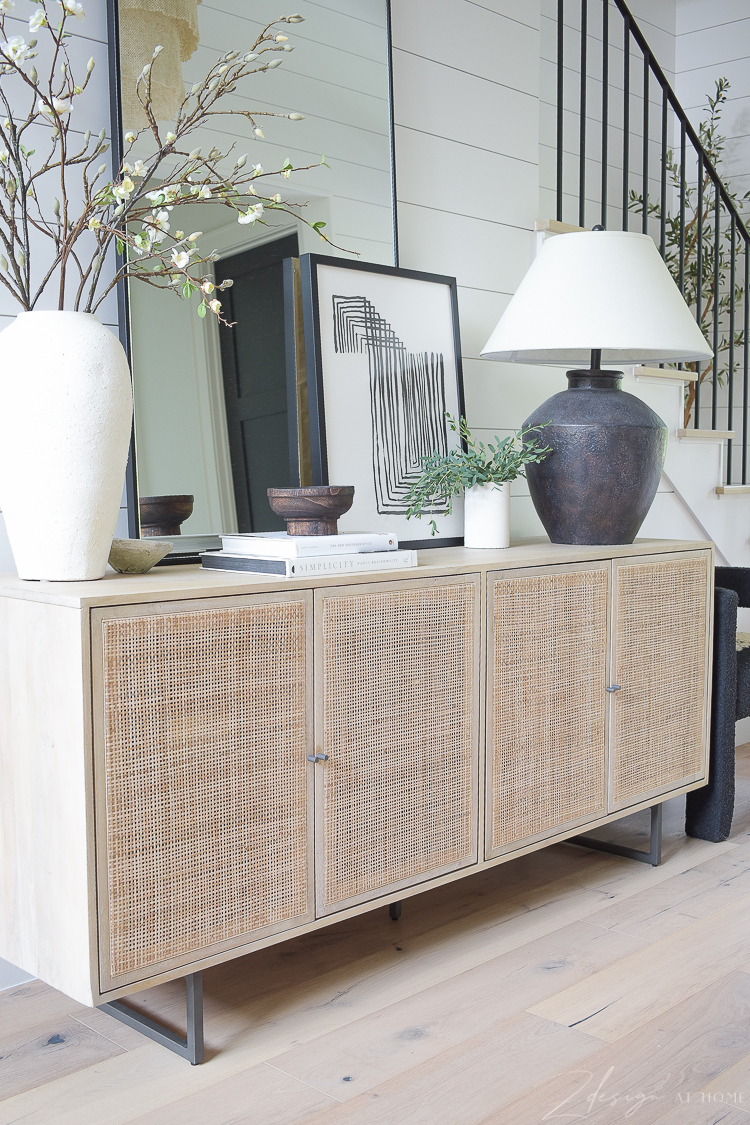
[0, 312, 133, 581]
[463, 482, 511, 549]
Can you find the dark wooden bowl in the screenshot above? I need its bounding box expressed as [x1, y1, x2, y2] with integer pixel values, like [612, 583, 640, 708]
[140, 494, 194, 537]
[267, 486, 355, 535]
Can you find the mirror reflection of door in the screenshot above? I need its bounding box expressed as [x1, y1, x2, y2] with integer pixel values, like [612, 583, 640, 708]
[215, 233, 298, 533]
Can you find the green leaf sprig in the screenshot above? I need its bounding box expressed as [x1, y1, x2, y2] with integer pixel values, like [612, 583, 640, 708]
[403, 413, 551, 536]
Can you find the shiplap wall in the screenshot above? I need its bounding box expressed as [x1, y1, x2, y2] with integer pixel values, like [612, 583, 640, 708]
[676, 0, 750, 202]
[391, 0, 553, 538]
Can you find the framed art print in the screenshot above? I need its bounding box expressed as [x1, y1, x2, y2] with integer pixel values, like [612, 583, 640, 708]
[299, 254, 466, 548]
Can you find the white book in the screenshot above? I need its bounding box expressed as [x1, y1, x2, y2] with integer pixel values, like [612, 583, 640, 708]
[201, 549, 418, 577]
[220, 531, 397, 558]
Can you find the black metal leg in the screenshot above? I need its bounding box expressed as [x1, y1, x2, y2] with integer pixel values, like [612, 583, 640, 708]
[389, 900, 402, 921]
[568, 803, 663, 867]
[98, 971, 204, 1064]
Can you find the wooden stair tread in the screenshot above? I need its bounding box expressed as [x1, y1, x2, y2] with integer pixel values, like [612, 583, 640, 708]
[678, 429, 735, 441]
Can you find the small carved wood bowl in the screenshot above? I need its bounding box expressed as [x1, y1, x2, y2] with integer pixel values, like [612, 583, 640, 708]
[267, 486, 355, 535]
[139, 494, 194, 537]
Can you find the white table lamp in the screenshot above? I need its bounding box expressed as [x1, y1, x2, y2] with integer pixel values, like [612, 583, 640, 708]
[481, 230, 712, 544]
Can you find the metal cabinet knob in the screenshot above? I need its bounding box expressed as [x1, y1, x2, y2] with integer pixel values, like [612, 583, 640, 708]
[606, 684, 622, 693]
[306, 753, 329, 763]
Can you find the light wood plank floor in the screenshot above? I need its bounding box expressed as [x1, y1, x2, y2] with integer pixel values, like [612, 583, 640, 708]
[3, 748, 750, 1124]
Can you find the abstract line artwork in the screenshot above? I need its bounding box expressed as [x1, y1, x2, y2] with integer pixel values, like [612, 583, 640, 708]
[332, 294, 450, 515]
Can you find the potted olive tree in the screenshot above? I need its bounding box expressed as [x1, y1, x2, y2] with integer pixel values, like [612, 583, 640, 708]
[404, 414, 550, 548]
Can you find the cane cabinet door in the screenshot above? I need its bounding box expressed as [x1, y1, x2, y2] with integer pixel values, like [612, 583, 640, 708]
[485, 563, 610, 860]
[91, 591, 314, 992]
[314, 575, 481, 916]
[608, 551, 712, 812]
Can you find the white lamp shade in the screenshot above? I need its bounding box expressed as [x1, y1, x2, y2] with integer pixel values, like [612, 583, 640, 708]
[480, 230, 713, 365]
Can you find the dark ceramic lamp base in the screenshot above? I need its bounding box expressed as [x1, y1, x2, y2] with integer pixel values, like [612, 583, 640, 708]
[523, 367, 667, 546]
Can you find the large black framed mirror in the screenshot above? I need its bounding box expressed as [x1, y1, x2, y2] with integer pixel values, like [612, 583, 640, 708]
[107, 0, 398, 553]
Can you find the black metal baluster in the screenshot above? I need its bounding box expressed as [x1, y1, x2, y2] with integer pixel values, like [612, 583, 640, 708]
[713, 179, 720, 431]
[557, 0, 564, 222]
[728, 213, 736, 480]
[660, 87, 668, 257]
[743, 244, 749, 483]
[696, 151, 703, 427]
[642, 49, 649, 235]
[622, 13, 630, 230]
[601, 0, 608, 227]
[679, 120, 686, 294]
[579, 0, 587, 228]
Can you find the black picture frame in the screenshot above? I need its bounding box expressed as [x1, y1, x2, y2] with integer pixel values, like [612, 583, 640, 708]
[299, 254, 466, 549]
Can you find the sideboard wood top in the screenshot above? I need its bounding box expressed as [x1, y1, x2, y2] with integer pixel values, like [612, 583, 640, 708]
[0, 537, 713, 610]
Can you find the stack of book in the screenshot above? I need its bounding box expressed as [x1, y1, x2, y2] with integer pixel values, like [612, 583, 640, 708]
[200, 531, 418, 576]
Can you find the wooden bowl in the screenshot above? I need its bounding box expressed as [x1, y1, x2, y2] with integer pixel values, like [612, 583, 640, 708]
[267, 486, 355, 535]
[140, 494, 194, 537]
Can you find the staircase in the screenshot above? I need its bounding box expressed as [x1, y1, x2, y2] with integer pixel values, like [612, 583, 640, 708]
[540, 0, 750, 567]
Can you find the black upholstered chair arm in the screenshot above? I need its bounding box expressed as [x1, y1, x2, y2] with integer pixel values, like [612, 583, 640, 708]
[715, 567, 750, 608]
[685, 585, 738, 841]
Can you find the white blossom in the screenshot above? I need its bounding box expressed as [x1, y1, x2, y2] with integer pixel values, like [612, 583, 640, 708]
[209, 298, 221, 314]
[187, 231, 202, 241]
[237, 202, 263, 225]
[132, 160, 145, 176]
[171, 248, 192, 269]
[0, 1, 15, 14]
[28, 8, 44, 29]
[1, 37, 31, 64]
[38, 97, 73, 116]
[144, 209, 170, 244]
[124, 131, 136, 144]
[201, 281, 214, 294]
[190, 184, 211, 199]
[113, 177, 134, 199]
[57, 0, 85, 20]
[165, 131, 176, 143]
[87, 215, 101, 230]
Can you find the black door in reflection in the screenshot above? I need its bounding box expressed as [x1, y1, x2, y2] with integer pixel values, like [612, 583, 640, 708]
[215, 232, 298, 532]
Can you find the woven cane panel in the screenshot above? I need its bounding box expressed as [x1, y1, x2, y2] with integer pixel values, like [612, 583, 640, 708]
[101, 600, 308, 978]
[490, 569, 608, 850]
[320, 582, 476, 906]
[612, 557, 708, 805]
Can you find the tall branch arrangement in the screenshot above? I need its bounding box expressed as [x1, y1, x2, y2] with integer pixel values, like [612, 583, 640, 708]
[0, 0, 341, 324]
[629, 79, 750, 427]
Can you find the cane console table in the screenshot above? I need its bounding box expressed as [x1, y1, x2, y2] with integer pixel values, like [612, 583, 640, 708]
[0, 538, 713, 1063]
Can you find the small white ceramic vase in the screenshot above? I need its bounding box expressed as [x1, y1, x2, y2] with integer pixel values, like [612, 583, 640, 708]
[0, 311, 133, 581]
[463, 481, 510, 549]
